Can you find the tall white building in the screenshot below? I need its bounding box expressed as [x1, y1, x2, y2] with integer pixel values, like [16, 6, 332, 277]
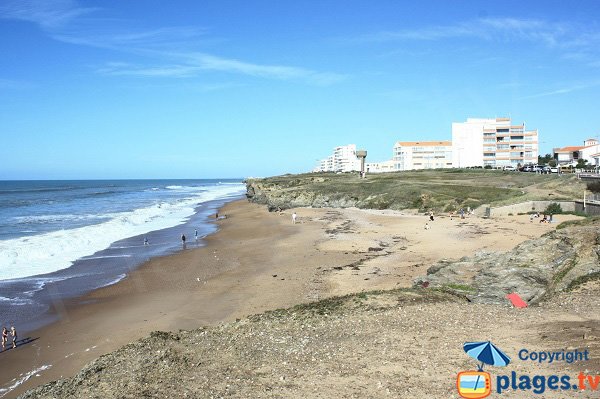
[314, 144, 361, 172]
[393, 141, 453, 171]
[452, 118, 538, 168]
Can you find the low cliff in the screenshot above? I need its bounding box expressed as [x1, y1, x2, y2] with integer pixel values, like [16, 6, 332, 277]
[245, 170, 582, 212]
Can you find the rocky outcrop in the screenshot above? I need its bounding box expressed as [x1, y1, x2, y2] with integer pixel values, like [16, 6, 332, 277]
[246, 176, 361, 211]
[415, 219, 600, 304]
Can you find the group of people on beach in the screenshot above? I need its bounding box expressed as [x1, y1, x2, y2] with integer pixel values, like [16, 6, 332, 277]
[1, 326, 17, 351]
[425, 207, 476, 229]
[530, 212, 553, 223]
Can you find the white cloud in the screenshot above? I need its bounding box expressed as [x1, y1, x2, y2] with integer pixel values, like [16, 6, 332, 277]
[0, 0, 95, 29]
[519, 80, 600, 99]
[2, 1, 346, 86]
[96, 54, 348, 85]
[350, 17, 595, 50]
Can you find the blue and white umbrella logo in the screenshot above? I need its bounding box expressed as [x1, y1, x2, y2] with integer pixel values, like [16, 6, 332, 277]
[464, 341, 511, 370]
[463, 341, 510, 371]
[460, 341, 511, 397]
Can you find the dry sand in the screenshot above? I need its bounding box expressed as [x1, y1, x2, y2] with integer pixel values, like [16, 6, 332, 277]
[0, 200, 585, 398]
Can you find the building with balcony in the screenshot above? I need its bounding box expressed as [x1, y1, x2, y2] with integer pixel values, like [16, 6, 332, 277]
[452, 118, 538, 168]
[392, 141, 453, 171]
[313, 144, 361, 172]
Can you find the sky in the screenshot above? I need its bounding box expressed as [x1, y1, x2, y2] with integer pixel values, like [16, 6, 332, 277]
[1, 0, 600, 179]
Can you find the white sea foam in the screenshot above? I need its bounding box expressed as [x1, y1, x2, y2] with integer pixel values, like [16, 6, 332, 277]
[81, 255, 133, 260]
[0, 365, 52, 398]
[0, 184, 244, 281]
[0, 296, 33, 305]
[12, 214, 108, 224]
[102, 273, 127, 287]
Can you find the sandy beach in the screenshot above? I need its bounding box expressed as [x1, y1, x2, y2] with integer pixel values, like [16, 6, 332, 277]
[0, 199, 583, 398]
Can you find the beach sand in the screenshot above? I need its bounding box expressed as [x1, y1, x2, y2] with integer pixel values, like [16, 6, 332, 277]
[0, 200, 581, 398]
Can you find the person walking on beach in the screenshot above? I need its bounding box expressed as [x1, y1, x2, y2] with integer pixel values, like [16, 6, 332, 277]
[144, 237, 149, 246]
[292, 212, 297, 224]
[194, 229, 198, 242]
[1, 327, 7, 351]
[181, 233, 186, 247]
[10, 326, 16, 349]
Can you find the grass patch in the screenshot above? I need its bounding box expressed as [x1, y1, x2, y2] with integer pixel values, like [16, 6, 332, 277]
[443, 283, 476, 292]
[247, 287, 466, 321]
[556, 216, 600, 230]
[249, 169, 586, 212]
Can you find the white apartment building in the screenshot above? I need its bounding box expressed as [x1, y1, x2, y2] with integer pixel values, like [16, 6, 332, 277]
[452, 118, 538, 168]
[313, 144, 361, 172]
[392, 141, 453, 171]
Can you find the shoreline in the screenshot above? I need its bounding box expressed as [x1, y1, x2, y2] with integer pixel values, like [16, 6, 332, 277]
[0, 185, 245, 336]
[1, 199, 308, 398]
[0, 200, 579, 398]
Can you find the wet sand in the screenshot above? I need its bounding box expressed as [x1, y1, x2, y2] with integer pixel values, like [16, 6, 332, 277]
[0, 200, 577, 398]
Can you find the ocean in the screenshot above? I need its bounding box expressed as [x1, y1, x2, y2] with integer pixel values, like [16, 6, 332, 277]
[0, 179, 246, 333]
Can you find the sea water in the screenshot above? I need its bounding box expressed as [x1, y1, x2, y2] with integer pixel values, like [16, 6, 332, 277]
[0, 179, 245, 332]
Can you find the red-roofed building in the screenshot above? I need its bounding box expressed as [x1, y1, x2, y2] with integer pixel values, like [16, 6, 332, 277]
[553, 138, 600, 166]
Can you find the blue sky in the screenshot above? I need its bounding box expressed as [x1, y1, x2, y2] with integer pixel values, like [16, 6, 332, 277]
[2, 0, 600, 179]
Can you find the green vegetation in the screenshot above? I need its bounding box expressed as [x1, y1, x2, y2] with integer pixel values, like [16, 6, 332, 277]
[556, 216, 600, 229]
[252, 169, 585, 212]
[576, 159, 589, 169]
[538, 153, 554, 165]
[247, 288, 465, 321]
[443, 283, 476, 292]
[587, 181, 600, 193]
[545, 202, 563, 214]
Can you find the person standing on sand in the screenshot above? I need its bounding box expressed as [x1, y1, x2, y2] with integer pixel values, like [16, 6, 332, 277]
[1, 327, 7, 351]
[144, 237, 149, 246]
[194, 229, 198, 242]
[292, 212, 297, 224]
[10, 326, 16, 349]
[181, 234, 186, 246]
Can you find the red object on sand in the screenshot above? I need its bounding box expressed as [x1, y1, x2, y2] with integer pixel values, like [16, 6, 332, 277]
[506, 293, 528, 308]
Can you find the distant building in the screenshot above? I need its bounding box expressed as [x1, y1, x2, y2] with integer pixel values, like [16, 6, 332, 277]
[366, 160, 395, 173]
[553, 138, 600, 167]
[314, 144, 361, 172]
[393, 141, 453, 171]
[452, 118, 538, 168]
